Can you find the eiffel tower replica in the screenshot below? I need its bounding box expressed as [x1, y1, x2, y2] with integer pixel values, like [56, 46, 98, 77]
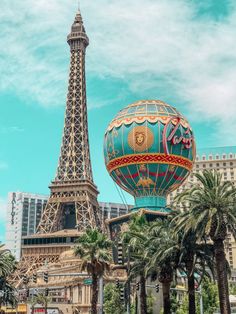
[38, 9, 100, 233]
[12, 9, 101, 286]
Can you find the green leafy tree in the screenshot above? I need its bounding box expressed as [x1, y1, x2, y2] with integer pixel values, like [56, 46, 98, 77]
[74, 228, 112, 314]
[103, 283, 124, 314]
[147, 292, 155, 314]
[200, 278, 219, 314]
[229, 283, 236, 295]
[169, 279, 219, 314]
[176, 295, 189, 314]
[170, 289, 181, 313]
[130, 290, 155, 314]
[175, 170, 236, 314]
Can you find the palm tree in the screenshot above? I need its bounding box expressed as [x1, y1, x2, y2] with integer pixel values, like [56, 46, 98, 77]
[147, 217, 214, 314]
[74, 228, 112, 314]
[146, 219, 178, 314]
[30, 294, 51, 314]
[0, 245, 16, 278]
[175, 170, 236, 314]
[0, 282, 17, 311]
[173, 227, 215, 314]
[30, 296, 38, 314]
[122, 215, 149, 314]
[0, 246, 17, 310]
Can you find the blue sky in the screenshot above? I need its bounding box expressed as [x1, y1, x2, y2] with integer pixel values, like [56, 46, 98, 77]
[0, 0, 236, 241]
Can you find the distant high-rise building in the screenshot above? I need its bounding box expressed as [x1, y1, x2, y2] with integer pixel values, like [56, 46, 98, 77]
[168, 146, 236, 269]
[168, 146, 236, 203]
[5, 192, 48, 260]
[99, 202, 132, 220]
[5, 191, 131, 260]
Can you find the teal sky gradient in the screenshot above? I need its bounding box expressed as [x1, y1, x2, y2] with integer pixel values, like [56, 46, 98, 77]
[0, 0, 236, 241]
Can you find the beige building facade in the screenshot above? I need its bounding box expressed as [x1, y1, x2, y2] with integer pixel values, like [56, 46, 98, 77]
[26, 248, 127, 314]
[168, 146, 236, 269]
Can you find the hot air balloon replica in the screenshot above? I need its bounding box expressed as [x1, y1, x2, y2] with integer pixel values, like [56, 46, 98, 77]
[104, 100, 196, 234]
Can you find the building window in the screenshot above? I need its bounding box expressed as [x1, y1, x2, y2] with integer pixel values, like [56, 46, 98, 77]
[209, 155, 213, 160]
[216, 155, 219, 160]
[203, 164, 206, 168]
[103, 211, 108, 219]
[223, 162, 226, 167]
[209, 163, 212, 167]
[229, 153, 233, 159]
[202, 155, 206, 161]
[110, 208, 118, 218]
[223, 154, 226, 159]
[119, 209, 127, 216]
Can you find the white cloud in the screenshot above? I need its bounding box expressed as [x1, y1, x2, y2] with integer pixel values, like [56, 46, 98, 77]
[0, 0, 236, 136]
[85, 0, 236, 120]
[0, 0, 72, 107]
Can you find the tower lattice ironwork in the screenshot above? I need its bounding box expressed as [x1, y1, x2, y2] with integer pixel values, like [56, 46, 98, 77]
[37, 10, 100, 233]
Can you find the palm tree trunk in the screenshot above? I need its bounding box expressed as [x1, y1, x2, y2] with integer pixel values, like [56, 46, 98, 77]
[162, 281, 171, 314]
[214, 239, 231, 314]
[186, 259, 196, 314]
[135, 292, 138, 314]
[140, 274, 147, 314]
[91, 273, 98, 314]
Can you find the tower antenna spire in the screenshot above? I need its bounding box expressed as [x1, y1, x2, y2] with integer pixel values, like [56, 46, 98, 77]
[78, 0, 80, 11]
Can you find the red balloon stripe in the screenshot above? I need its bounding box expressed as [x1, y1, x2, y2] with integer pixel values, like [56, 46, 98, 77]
[107, 153, 193, 173]
[115, 170, 185, 182]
